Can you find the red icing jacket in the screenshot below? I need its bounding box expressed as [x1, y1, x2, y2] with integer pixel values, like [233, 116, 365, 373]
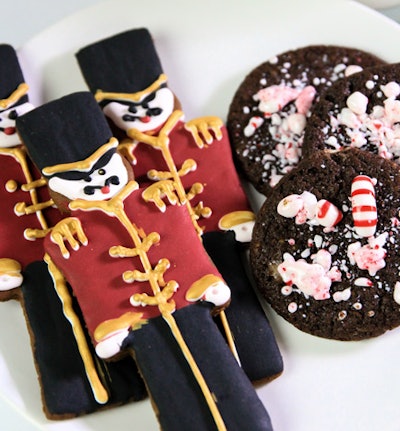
[44, 182, 224, 345]
[0, 148, 62, 267]
[129, 113, 251, 233]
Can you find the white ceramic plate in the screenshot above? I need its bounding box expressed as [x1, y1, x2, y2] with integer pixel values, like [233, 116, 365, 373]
[359, 0, 400, 9]
[2, 0, 400, 430]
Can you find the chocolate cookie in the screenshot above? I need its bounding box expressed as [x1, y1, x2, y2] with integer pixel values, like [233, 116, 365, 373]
[227, 45, 385, 196]
[250, 148, 400, 341]
[302, 62, 400, 161]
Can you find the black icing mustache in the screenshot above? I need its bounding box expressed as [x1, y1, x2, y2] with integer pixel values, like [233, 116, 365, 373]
[83, 175, 120, 195]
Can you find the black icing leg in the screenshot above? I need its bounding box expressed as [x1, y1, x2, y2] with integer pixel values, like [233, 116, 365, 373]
[21, 260, 146, 418]
[202, 231, 283, 382]
[124, 303, 273, 431]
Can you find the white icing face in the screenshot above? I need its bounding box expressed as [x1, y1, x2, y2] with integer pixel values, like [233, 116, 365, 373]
[48, 152, 129, 201]
[0, 102, 34, 148]
[0, 272, 23, 291]
[102, 87, 174, 133]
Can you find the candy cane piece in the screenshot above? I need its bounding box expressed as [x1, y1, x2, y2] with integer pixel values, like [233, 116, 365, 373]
[315, 199, 343, 228]
[351, 175, 377, 237]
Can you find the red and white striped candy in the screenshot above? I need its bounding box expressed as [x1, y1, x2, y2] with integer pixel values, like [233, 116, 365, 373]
[315, 199, 343, 228]
[243, 116, 264, 137]
[351, 175, 377, 237]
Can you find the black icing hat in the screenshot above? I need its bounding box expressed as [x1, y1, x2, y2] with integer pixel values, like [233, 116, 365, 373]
[0, 44, 28, 106]
[16, 91, 113, 174]
[76, 28, 164, 95]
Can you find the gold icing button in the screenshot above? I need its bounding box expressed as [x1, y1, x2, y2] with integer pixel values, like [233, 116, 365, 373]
[5, 179, 18, 193]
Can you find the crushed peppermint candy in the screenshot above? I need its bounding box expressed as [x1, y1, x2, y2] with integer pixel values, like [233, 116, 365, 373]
[323, 81, 400, 163]
[347, 233, 388, 276]
[277, 191, 342, 230]
[277, 250, 341, 300]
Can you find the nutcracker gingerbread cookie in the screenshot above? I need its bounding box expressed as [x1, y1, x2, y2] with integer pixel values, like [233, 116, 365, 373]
[0, 44, 60, 300]
[0, 43, 146, 419]
[17, 91, 274, 430]
[75, 28, 283, 382]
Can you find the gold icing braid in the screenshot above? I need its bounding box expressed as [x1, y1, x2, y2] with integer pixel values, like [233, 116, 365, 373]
[184, 116, 223, 149]
[1, 146, 52, 236]
[44, 253, 109, 404]
[128, 111, 204, 236]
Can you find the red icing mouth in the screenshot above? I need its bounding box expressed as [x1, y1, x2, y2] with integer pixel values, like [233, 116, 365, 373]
[101, 185, 110, 194]
[3, 127, 16, 135]
[140, 116, 151, 123]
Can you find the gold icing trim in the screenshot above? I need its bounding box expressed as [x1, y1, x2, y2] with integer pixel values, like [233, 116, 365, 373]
[94, 311, 146, 342]
[184, 116, 223, 149]
[0, 258, 21, 275]
[0, 83, 29, 110]
[44, 253, 109, 404]
[185, 274, 225, 301]
[117, 141, 137, 165]
[42, 138, 118, 176]
[218, 210, 256, 229]
[95, 74, 168, 103]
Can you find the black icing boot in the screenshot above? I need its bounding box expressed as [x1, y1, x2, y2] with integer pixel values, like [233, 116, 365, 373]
[203, 230, 283, 382]
[21, 260, 147, 418]
[123, 302, 274, 431]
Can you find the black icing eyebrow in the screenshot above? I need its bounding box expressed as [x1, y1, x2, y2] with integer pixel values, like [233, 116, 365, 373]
[49, 148, 116, 181]
[99, 83, 166, 108]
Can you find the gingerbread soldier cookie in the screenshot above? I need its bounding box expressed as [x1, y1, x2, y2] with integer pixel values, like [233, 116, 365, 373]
[0, 44, 146, 418]
[76, 28, 283, 382]
[0, 44, 61, 300]
[17, 91, 274, 430]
